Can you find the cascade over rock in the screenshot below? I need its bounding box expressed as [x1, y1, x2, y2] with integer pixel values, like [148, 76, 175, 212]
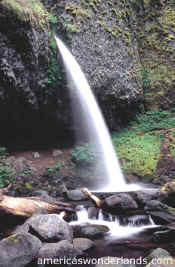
[0, 0, 174, 148]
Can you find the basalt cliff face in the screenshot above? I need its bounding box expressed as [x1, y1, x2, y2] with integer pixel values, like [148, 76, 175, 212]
[0, 0, 174, 148]
[0, 0, 71, 149]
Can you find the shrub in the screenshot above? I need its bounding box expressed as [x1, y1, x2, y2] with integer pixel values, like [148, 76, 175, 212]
[71, 143, 97, 167]
[0, 166, 14, 188]
[113, 131, 162, 176]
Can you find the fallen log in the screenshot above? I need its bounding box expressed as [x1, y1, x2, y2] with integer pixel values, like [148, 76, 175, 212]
[81, 188, 102, 208]
[0, 185, 75, 218]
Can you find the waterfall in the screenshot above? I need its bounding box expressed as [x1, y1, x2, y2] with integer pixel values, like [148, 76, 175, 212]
[71, 206, 156, 238]
[56, 37, 140, 192]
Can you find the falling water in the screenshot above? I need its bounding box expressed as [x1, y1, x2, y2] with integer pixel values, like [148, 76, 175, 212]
[71, 206, 156, 239]
[56, 37, 140, 192]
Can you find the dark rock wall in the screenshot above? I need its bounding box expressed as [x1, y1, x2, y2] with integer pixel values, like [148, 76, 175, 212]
[0, 0, 174, 149]
[0, 0, 72, 149]
[132, 0, 175, 110]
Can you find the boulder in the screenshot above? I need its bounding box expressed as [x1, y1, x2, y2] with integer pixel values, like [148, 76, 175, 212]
[52, 149, 63, 158]
[73, 224, 109, 239]
[0, 233, 42, 267]
[131, 189, 162, 207]
[26, 214, 73, 242]
[144, 200, 175, 224]
[73, 238, 95, 251]
[153, 228, 175, 243]
[37, 240, 82, 266]
[147, 248, 171, 261]
[66, 189, 88, 201]
[103, 194, 138, 214]
[145, 257, 175, 267]
[95, 256, 136, 267]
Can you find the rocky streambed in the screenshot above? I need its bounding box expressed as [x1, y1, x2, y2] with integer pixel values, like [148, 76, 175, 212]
[1, 184, 175, 267]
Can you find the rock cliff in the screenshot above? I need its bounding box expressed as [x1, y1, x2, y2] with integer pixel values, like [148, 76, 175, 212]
[0, 0, 174, 148]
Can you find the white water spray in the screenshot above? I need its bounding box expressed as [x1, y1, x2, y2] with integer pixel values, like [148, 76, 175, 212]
[56, 37, 140, 192]
[71, 206, 156, 239]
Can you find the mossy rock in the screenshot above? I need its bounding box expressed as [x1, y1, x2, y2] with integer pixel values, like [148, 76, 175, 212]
[0, 0, 50, 28]
[161, 180, 175, 195]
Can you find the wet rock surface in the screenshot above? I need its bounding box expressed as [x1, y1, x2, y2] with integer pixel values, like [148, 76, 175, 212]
[37, 240, 83, 265]
[0, 188, 175, 266]
[144, 200, 175, 224]
[73, 238, 95, 251]
[103, 193, 138, 214]
[0, 233, 42, 267]
[26, 214, 73, 242]
[73, 224, 110, 239]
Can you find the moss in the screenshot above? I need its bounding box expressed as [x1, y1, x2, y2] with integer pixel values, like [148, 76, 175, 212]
[25, 182, 33, 190]
[8, 234, 20, 243]
[1, 0, 50, 28]
[113, 109, 175, 179]
[134, 2, 175, 109]
[161, 180, 175, 195]
[65, 4, 92, 19]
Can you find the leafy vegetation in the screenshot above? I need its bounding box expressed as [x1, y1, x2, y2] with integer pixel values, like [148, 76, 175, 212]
[133, 109, 175, 132]
[46, 162, 63, 173]
[140, 67, 151, 90]
[2, 0, 50, 28]
[19, 169, 34, 177]
[71, 143, 97, 166]
[0, 166, 14, 188]
[113, 130, 162, 176]
[112, 109, 175, 177]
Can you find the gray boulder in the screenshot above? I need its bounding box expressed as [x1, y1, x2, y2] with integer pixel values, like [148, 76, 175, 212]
[95, 257, 136, 267]
[147, 248, 171, 262]
[73, 238, 95, 251]
[144, 200, 175, 224]
[104, 193, 138, 214]
[27, 214, 73, 242]
[66, 189, 88, 201]
[0, 233, 42, 267]
[73, 224, 109, 239]
[37, 240, 82, 266]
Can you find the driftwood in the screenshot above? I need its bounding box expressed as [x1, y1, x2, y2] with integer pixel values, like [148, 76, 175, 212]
[81, 188, 102, 208]
[0, 184, 74, 218]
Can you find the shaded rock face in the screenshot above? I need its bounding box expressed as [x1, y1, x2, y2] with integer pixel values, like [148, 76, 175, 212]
[0, 1, 72, 149]
[0, 233, 42, 267]
[54, 0, 143, 130]
[0, 0, 144, 150]
[104, 193, 138, 214]
[133, 0, 175, 110]
[26, 214, 73, 242]
[37, 240, 83, 266]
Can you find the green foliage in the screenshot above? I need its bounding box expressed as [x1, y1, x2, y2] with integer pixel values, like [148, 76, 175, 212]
[130, 0, 136, 3]
[19, 169, 33, 177]
[113, 129, 162, 176]
[48, 13, 57, 24]
[140, 67, 151, 90]
[71, 143, 97, 166]
[112, 109, 175, 177]
[134, 109, 175, 131]
[45, 36, 62, 97]
[0, 166, 14, 188]
[45, 162, 65, 176]
[64, 23, 80, 33]
[62, 22, 80, 42]
[3, 0, 50, 28]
